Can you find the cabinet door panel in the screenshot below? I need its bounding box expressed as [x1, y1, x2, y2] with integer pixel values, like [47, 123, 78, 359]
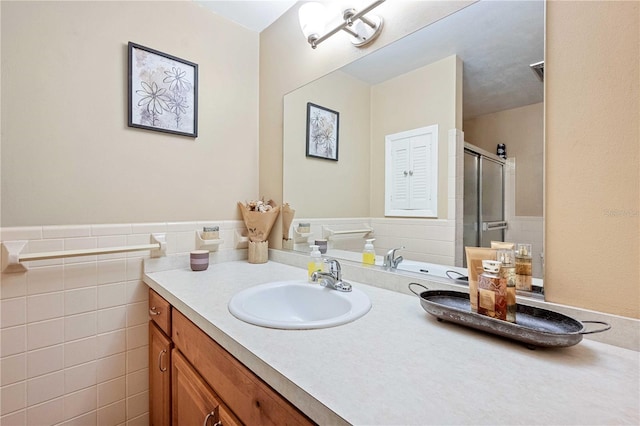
[390, 138, 411, 210]
[384, 125, 438, 217]
[172, 349, 220, 426]
[149, 322, 172, 426]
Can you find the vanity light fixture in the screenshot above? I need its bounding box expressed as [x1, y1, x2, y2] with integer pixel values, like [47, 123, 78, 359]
[298, 0, 385, 49]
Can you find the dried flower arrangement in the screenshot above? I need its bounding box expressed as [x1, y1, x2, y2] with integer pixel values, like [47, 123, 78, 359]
[237, 199, 280, 242]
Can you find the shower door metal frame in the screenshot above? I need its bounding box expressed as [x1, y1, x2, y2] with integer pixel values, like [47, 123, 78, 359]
[464, 143, 507, 258]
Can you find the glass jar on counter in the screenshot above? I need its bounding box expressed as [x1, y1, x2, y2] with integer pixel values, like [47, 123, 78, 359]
[515, 243, 532, 291]
[498, 249, 517, 323]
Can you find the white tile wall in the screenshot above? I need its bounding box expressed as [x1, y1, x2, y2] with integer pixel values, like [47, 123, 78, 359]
[0, 220, 247, 425]
[288, 216, 457, 265]
[371, 217, 456, 265]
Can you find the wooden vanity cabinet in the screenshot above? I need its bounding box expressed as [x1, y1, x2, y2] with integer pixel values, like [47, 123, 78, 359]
[172, 309, 314, 426]
[148, 289, 314, 426]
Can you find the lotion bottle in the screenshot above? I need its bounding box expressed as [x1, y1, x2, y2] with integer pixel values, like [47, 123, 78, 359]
[362, 239, 376, 265]
[478, 260, 507, 320]
[515, 243, 532, 291]
[308, 245, 323, 282]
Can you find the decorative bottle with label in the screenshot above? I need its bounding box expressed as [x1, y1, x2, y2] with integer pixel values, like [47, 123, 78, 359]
[498, 249, 517, 323]
[308, 245, 323, 282]
[362, 239, 376, 265]
[515, 243, 532, 291]
[477, 260, 507, 320]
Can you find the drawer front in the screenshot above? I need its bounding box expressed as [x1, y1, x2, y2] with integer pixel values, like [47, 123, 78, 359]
[172, 309, 314, 426]
[149, 288, 171, 335]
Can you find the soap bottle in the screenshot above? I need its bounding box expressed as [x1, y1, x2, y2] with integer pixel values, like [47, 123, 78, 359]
[308, 245, 323, 282]
[362, 239, 376, 265]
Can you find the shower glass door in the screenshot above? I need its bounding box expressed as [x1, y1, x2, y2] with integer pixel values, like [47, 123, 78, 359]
[463, 147, 506, 266]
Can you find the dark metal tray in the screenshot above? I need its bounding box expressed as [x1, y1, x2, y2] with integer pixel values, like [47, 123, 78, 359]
[409, 284, 610, 348]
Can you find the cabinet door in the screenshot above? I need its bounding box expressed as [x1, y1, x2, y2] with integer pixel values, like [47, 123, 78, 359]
[172, 349, 222, 426]
[385, 125, 438, 217]
[150, 322, 172, 426]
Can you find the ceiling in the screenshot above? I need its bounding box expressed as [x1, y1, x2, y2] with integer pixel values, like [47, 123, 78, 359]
[194, 0, 297, 32]
[341, 0, 544, 119]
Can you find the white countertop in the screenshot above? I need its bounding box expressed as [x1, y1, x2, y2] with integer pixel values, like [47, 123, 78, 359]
[144, 260, 640, 425]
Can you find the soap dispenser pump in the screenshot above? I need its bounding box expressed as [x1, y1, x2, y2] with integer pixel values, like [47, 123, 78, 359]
[362, 239, 376, 265]
[308, 245, 323, 282]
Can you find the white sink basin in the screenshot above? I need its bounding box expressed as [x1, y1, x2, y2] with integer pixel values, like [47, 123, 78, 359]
[228, 280, 372, 329]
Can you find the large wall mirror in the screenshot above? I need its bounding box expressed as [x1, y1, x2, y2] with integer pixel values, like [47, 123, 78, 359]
[282, 1, 544, 291]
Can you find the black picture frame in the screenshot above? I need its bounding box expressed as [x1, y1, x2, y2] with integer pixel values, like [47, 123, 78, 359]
[128, 42, 198, 137]
[305, 102, 339, 161]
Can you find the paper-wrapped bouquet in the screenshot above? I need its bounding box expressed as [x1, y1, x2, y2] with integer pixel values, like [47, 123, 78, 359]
[281, 203, 295, 240]
[281, 203, 295, 250]
[237, 199, 280, 243]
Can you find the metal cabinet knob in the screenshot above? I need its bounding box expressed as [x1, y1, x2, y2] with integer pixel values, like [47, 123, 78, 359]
[149, 307, 161, 316]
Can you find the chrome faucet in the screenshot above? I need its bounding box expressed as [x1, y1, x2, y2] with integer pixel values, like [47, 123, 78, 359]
[383, 247, 404, 270]
[310, 259, 352, 292]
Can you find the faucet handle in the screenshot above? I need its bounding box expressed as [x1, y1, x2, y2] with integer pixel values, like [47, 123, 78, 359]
[386, 246, 404, 257]
[324, 258, 341, 280]
[384, 247, 404, 270]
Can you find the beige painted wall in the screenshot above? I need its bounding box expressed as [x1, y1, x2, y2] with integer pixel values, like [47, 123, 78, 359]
[464, 102, 544, 217]
[283, 71, 371, 218]
[370, 55, 461, 218]
[261, 1, 639, 318]
[1, 1, 259, 226]
[545, 1, 639, 318]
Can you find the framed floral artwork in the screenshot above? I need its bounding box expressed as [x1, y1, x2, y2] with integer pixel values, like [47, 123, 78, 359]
[305, 102, 339, 161]
[128, 42, 198, 137]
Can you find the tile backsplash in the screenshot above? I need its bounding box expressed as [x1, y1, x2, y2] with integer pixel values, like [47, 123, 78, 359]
[0, 220, 246, 426]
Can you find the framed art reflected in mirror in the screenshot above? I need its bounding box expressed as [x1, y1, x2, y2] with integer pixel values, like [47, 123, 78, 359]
[305, 102, 339, 161]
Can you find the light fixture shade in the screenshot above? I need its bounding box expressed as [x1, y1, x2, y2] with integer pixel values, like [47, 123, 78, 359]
[298, 2, 326, 39]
